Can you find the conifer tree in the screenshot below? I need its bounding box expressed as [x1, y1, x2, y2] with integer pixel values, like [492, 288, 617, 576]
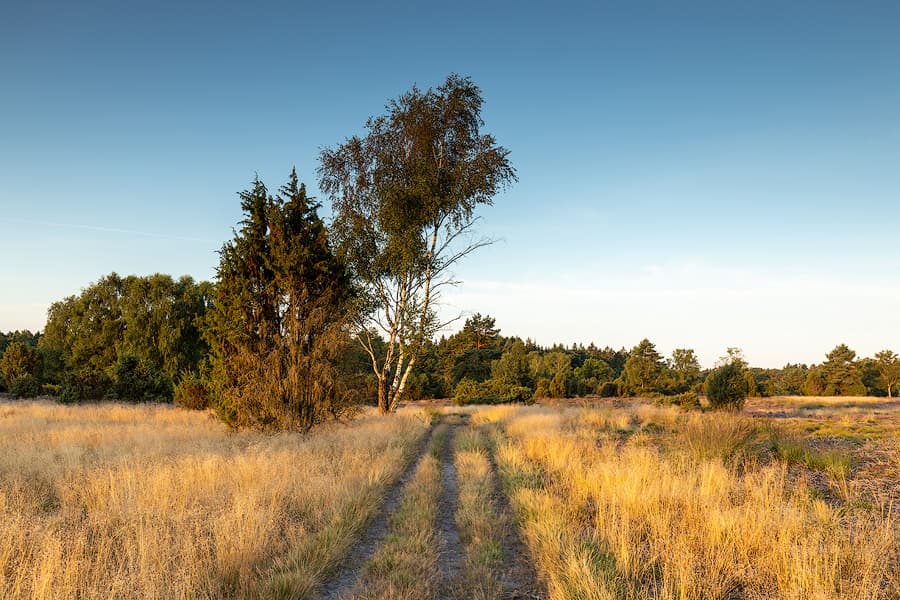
[623, 338, 664, 395]
[205, 170, 355, 430]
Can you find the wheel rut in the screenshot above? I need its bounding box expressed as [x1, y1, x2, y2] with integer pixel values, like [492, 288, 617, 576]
[487, 437, 547, 599]
[316, 424, 435, 600]
[437, 417, 466, 597]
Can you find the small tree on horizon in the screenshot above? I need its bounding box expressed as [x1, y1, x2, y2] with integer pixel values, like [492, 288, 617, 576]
[623, 339, 664, 396]
[819, 344, 866, 396]
[706, 361, 749, 410]
[874, 349, 900, 398]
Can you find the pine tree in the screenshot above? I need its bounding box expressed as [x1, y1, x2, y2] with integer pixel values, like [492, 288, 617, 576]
[205, 170, 355, 430]
[623, 339, 664, 395]
[820, 344, 866, 396]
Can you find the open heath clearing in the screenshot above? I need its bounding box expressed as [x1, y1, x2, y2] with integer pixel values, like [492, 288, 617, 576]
[0, 397, 897, 599]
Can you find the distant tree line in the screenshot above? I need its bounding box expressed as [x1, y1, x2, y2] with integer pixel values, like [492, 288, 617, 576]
[395, 317, 900, 408]
[3, 304, 898, 418]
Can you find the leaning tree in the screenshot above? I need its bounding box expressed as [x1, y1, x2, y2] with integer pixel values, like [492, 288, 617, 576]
[319, 74, 516, 413]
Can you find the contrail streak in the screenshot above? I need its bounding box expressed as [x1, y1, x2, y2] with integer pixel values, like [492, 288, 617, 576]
[1, 218, 217, 244]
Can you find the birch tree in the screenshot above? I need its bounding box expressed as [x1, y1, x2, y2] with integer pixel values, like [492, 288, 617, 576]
[318, 74, 516, 413]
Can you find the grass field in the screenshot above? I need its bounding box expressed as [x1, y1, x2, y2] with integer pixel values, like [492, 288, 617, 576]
[0, 397, 897, 599]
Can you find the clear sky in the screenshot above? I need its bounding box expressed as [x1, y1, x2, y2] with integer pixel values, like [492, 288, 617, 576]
[2, 1, 898, 368]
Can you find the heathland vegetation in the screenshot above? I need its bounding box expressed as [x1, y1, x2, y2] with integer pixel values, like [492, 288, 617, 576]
[1, 74, 898, 599]
[1, 399, 896, 598]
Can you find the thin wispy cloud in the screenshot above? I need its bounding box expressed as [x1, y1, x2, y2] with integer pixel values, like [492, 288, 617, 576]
[2, 218, 216, 244]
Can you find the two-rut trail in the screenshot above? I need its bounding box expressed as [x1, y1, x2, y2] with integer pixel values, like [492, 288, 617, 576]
[316, 424, 437, 600]
[316, 414, 546, 599]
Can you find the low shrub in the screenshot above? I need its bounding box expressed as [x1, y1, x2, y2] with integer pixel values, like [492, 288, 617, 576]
[453, 378, 534, 406]
[41, 383, 62, 397]
[174, 372, 211, 410]
[60, 369, 113, 404]
[706, 362, 748, 410]
[597, 381, 621, 398]
[672, 390, 700, 409]
[109, 355, 172, 402]
[10, 375, 41, 399]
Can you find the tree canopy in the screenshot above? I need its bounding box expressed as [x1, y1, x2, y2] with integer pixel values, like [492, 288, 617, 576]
[318, 73, 516, 413]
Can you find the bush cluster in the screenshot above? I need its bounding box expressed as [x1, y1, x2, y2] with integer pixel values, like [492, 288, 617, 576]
[174, 372, 210, 410]
[10, 375, 42, 399]
[706, 362, 749, 410]
[453, 378, 534, 405]
[655, 390, 700, 409]
[59, 356, 170, 404]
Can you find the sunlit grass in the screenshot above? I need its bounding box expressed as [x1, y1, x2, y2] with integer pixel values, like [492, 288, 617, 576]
[452, 426, 504, 599]
[0, 401, 428, 599]
[354, 425, 445, 600]
[480, 403, 897, 600]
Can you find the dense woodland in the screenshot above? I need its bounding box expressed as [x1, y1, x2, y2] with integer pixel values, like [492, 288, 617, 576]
[2, 315, 899, 408]
[2, 74, 898, 429]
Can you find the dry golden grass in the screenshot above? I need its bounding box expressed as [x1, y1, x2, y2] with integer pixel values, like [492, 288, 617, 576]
[479, 403, 898, 600]
[451, 427, 503, 599]
[0, 400, 428, 599]
[3, 398, 896, 599]
[353, 424, 446, 600]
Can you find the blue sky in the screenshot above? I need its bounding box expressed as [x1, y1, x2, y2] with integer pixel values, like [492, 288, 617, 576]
[1, 1, 898, 367]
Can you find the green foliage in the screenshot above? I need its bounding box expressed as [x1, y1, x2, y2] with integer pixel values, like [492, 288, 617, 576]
[173, 371, 210, 410]
[204, 170, 356, 430]
[10, 374, 42, 399]
[405, 339, 445, 399]
[319, 74, 516, 413]
[597, 381, 622, 398]
[668, 348, 700, 393]
[534, 377, 551, 398]
[452, 348, 499, 384]
[744, 370, 759, 397]
[874, 349, 900, 398]
[549, 370, 569, 398]
[457, 314, 502, 351]
[491, 339, 532, 388]
[41, 384, 61, 396]
[802, 367, 826, 396]
[623, 339, 664, 396]
[59, 368, 113, 403]
[674, 391, 701, 409]
[858, 358, 883, 397]
[452, 377, 533, 405]
[656, 390, 701, 409]
[774, 364, 809, 395]
[0, 330, 40, 356]
[706, 362, 749, 410]
[109, 354, 171, 402]
[572, 357, 614, 394]
[817, 344, 866, 396]
[39, 273, 211, 397]
[719, 347, 748, 369]
[0, 342, 42, 392]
